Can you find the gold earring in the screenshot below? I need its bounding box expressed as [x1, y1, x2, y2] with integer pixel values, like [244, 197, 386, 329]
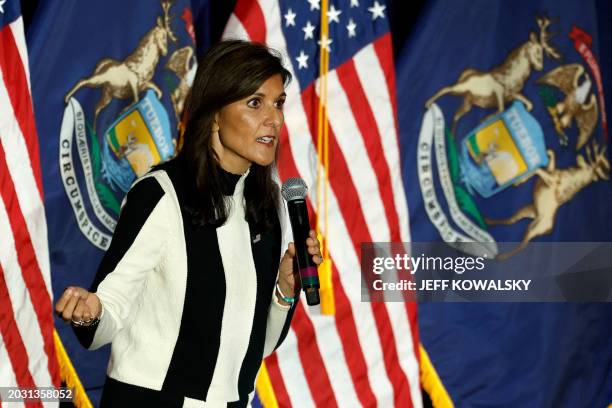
[212, 122, 219, 133]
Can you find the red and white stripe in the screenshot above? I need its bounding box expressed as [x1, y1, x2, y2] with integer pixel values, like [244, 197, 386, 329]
[0, 14, 60, 408]
[224, 1, 421, 406]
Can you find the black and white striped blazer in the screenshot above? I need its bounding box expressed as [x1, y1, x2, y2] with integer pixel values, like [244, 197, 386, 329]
[75, 157, 296, 407]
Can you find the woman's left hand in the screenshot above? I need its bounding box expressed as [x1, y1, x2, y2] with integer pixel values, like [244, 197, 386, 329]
[277, 230, 323, 303]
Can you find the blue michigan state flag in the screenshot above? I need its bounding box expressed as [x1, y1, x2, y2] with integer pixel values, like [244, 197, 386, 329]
[27, 1, 206, 405]
[396, 0, 612, 406]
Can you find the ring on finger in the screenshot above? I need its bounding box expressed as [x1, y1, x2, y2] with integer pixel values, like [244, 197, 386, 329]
[84, 316, 100, 326]
[71, 319, 84, 327]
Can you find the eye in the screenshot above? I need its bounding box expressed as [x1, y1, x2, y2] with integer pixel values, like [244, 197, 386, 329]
[247, 98, 261, 108]
[274, 98, 286, 109]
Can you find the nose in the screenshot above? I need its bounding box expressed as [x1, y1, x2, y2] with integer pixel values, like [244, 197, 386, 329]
[264, 104, 283, 130]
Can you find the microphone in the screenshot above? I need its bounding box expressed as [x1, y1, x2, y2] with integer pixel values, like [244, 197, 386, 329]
[281, 178, 320, 306]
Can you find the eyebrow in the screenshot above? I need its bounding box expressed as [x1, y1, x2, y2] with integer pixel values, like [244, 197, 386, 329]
[252, 92, 287, 98]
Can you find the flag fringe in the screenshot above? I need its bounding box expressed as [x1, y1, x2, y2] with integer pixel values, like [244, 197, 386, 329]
[53, 330, 93, 408]
[420, 343, 454, 408]
[319, 258, 335, 314]
[256, 361, 278, 408]
[316, 0, 335, 316]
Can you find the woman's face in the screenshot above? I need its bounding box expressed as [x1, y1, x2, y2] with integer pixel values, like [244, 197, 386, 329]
[214, 74, 286, 174]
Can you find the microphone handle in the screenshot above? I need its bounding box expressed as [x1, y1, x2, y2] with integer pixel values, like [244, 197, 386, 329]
[286, 199, 320, 306]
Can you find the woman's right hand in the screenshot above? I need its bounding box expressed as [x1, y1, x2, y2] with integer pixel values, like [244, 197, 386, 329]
[55, 287, 102, 327]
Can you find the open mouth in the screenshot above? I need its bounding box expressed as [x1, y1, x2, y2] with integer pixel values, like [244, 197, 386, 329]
[256, 136, 275, 144]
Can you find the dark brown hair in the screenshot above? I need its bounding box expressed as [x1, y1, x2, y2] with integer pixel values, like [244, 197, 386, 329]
[179, 40, 292, 229]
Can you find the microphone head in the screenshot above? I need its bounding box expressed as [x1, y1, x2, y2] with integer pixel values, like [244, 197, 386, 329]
[281, 178, 308, 201]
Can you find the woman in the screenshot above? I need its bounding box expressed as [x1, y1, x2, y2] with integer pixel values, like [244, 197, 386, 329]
[55, 40, 322, 407]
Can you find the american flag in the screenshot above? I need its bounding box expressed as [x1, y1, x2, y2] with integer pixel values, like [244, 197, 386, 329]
[223, 1, 421, 406]
[0, 1, 60, 407]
